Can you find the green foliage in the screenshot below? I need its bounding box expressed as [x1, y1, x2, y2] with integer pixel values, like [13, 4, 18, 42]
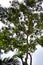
[40, 13, 43, 21]
[37, 21, 43, 29]
[0, 0, 43, 65]
[25, 0, 36, 7]
[19, 4, 28, 14]
[37, 36, 43, 46]
[7, 8, 19, 23]
[32, 13, 39, 20]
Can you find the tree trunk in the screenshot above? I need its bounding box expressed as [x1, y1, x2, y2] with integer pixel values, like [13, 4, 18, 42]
[0, 48, 1, 60]
[25, 34, 28, 65]
[24, 52, 32, 65]
[25, 53, 28, 65]
[24, 35, 32, 65]
[28, 52, 32, 65]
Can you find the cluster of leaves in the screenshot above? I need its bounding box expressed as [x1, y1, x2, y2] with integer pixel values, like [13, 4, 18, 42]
[0, 0, 43, 65]
[24, 0, 36, 7]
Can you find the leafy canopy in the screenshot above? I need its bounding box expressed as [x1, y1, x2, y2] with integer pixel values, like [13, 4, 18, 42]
[0, 0, 43, 62]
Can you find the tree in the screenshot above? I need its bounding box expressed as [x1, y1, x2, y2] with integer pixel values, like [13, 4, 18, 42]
[0, 0, 43, 65]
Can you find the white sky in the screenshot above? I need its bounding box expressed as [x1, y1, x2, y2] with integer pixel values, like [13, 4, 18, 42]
[32, 45, 43, 65]
[0, 0, 12, 7]
[0, 0, 23, 7]
[0, 0, 43, 65]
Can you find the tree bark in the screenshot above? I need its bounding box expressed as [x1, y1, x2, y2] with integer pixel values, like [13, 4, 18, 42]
[28, 52, 32, 65]
[25, 34, 28, 65]
[25, 52, 32, 65]
[0, 48, 1, 60]
[25, 34, 32, 65]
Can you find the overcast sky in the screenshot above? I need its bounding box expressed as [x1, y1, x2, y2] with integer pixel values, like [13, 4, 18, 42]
[0, 0, 43, 65]
[32, 45, 43, 65]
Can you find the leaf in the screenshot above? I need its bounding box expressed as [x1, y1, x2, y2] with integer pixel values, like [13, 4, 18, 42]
[37, 36, 43, 46]
[0, 40, 3, 47]
[25, 0, 36, 7]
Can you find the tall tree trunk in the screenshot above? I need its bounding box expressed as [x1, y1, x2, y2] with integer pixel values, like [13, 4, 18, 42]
[25, 35, 32, 65]
[25, 34, 28, 65]
[28, 52, 32, 65]
[0, 49, 3, 65]
[0, 48, 1, 60]
[25, 53, 28, 65]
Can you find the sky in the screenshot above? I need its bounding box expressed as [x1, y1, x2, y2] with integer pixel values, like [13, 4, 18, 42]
[0, 0, 43, 65]
[32, 45, 43, 65]
[0, 0, 23, 7]
[0, 0, 11, 7]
